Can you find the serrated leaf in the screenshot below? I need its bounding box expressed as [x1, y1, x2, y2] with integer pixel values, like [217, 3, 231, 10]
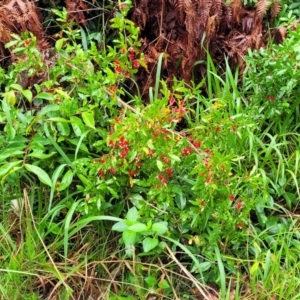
[58, 169, 73, 191]
[82, 112, 95, 128]
[24, 164, 53, 187]
[127, 223, 148, 232]
[112, 221, 128, 232]
[126, 207, 139, 223]
[151, 222, 168, 235]
[143, 237, 159, 252]
[123, 230, 136, 247]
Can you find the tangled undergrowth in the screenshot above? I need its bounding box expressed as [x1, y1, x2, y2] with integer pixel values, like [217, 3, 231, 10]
[0, 0, 300, 299]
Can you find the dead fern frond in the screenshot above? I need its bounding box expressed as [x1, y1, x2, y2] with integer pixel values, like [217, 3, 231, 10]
[230, 0, 242, 24]
[255, 0, 271, 24]
[65, 0, 88, 25]
[270, 0, 281, 23]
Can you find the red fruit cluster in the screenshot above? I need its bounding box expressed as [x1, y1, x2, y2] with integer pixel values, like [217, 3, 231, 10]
[182, 147, 193, 156]
[158, 173, 168, 185]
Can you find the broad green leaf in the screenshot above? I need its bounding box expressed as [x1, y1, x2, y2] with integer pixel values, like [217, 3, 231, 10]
[112, 221, 128, 232]
[58, 169, 73, 191]
[24, 164, 53, 187]
[127, 223, 148, 232]
[56, 121, 70, 136]
[145, 276, 156, 287]
[0, 149, 24, 162]
[175, 192, 186, 210]
[22, 89, 33, 102]
[3, 91, 16, 105]
[55, 38, 66, 51]
[0, 161, 22, 177]
[143, 237, 159, 252]
[36, 92, 54, 101]
[9, 83, 23, 91]
[126, 207, 139, 223]
[38, 104, 59, 116]
[151, 222, 168, 235]
[82, 112, 95, 128]
[198, 261, 212, 272]
[158, 279, 170, 289]
[70, 116, 85, 136]
[156, 160, 163, 171]
[123, 230, 136, 247]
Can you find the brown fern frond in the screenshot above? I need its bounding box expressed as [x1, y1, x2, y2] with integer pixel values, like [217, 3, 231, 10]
[65, 0, 88, 25]
[255, 0, 271, 24]
[230, 0, 242, 24]
[270, 0, 281, 23]
[198, 0, 212, 29]
[172, 0, 192, 10]
[210, 0, 223, 30]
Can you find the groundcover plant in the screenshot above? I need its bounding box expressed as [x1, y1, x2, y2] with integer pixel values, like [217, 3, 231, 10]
[0, 0, 299, 299]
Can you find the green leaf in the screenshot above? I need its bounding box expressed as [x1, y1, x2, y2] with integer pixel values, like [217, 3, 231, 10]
[9, 83, 23, 91]
[22, 89, 33, 102]
[145, 276, 157, 287]
[5, 124, 16, 140]
[250, 261, 260, 275]
[37, 104, 60, 117]
[0, 161, 22, 178]
[3, 91, 16, 105]
[55, 38, 66, 51]
[36, 92, 54, 101]
[143, 237, 159, 252]
[127, 223, 148, 232]
[24, 164, 53, 187]
[151, 222, 168, 235]
[56, 121, 70, 136]
[0, 149, 24, 162]
[126, 207, 139, 223]
[5, 39, 19, 48]
[28, 151, 56, 159]
[112, 221, 128, 232]
[158, 279, 170, 289]
[198, 261, 212, 272]
[156, 160, 163, 171]
[123, 230, 136, 247]
[70, 116, 85, 136]
[58, 169, 73, 191]
[82, 112, 95, 129]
